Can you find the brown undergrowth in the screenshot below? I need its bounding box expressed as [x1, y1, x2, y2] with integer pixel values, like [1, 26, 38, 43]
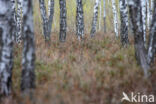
[0, 32, 155, 104]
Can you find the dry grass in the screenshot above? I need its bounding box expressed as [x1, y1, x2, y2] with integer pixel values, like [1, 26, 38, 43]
[0, 31, 155, 104]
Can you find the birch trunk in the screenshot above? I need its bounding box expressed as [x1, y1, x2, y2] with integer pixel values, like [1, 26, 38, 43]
[99, 1, 102, 31]
[21, 0, 35, 91]
[39, 0, 49, 41]
[47, 0, 54, 40]
[0, 0, 14, 96]
[150, 0, 154, 22]
[119, 0, 129, 46]
[16, 0, 23, 43]
[103, 0, 106, 33]
[90, 0, 100, 37]
[147, 0, 150, 30]
[141, 0, 147, 46]
[59, 0, 67, 42]
[76, 0, 84, 40]
[147, 0, 156, 64]
[112, 0, 118, 37]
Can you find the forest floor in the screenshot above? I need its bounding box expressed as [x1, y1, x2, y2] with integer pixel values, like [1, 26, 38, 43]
[1, 32, 156, 104]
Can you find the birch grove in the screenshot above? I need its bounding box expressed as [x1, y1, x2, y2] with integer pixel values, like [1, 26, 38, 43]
[0, 0, 156, 98]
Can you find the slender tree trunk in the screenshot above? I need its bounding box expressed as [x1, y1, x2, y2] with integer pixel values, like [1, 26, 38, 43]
[47, 0, 54, 40]
[150, 0, 154, 22]
[76, 0, 84, 40]
[0, 0, 14, 96]
[103, 0, 106, 33]
[128, 0, 150, 77]
[16, 0, 23, 43]
[39, 0, 54, 42]
[90, 0, 101, 37]
[147, 0, 156, 64]
[111, 0, 118, 37]
[21, 0, 35, 91]
[99, 1, 102, 31]
[11, 0, 17, 42]
[119, 0, 129, 46]
[39, 0, 49, 41]
[147, 0, 150, 30]
[59, 0, 67, 42]
[141, 0, 147, 47]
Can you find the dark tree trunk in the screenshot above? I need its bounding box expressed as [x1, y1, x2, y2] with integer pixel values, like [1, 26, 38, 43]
[0, 0, 14, 96]
[128, 0, 150, 77]
[119, 0, 129, 46]
[21, 0, 35, 91]
[76, 0, 84, 40]
[39, 0, 54, 42]
[59, 0, 67, 42]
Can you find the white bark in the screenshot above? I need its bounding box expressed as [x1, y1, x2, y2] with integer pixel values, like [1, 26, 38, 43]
[141, 0, 147, 46]
[90, 0, 101, 37]
[111, 0, 118, 37]
[103, 0, 106, 32]
[147, 0, 150, 30]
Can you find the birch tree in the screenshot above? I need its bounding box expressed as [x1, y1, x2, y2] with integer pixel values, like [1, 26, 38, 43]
[150, 0, 154, 23]
[39, 0, 54, 41]
[147, 0, 150, 30]
[90, 0, 101, 37]
[111, 0, 118, 37]
[21, 0, 35, 91]
[76, 0, 84, 40]
[119, 0, 129, 46]
[59, 0, 67, 42]
[0, 0, 14, 95]
[16, 0, 23, 43]
[103, 0, 106, 33]
[147, 0, 156, 65]
[99, 1, 102, 31]
[128, 0, 156, 77]
[141, 0, 147, 46]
